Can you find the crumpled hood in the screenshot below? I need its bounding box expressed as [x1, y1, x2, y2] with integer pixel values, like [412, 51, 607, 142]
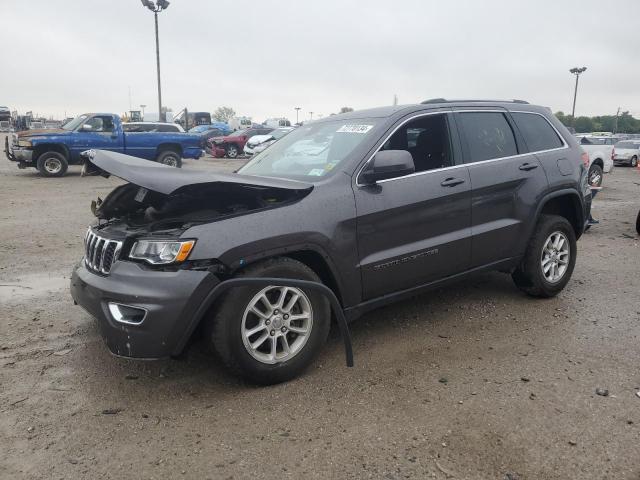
[18, 128, 70, 137]
[83, 149, 313, 195]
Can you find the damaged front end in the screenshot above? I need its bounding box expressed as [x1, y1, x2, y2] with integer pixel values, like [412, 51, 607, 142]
[84, 149, 313, 235]
[70, 149, 314, 359]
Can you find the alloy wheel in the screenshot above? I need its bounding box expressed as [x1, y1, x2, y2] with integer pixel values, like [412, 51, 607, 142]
[43, 157, 62, 174]
[540, 231, 570, 283]
[241, 286, 313, 364]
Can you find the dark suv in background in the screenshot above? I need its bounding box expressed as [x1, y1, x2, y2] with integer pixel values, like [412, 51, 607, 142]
[71, 99, 591, 384]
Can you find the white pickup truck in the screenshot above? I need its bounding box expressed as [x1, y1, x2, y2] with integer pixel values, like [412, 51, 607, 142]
[575, 134, 618, 186]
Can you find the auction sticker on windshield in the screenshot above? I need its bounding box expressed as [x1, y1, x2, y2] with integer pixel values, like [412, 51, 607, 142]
[337, 124, 374, 134]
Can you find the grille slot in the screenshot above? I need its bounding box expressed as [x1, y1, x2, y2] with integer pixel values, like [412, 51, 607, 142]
[84, 229, 123, 274]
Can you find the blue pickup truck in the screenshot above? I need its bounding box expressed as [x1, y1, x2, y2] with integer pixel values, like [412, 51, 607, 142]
[4, 113, 203, 177]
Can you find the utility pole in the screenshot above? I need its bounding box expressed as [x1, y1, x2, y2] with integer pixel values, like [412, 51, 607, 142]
[613, 107, 621, 134]
[140, 104, 146, 121]
[309, 111, 314, 120]
[569, 66, 587, 126]
[141, 0, 170, 122]
[294, 107, 301, 124]
[393, 94, 398, 106]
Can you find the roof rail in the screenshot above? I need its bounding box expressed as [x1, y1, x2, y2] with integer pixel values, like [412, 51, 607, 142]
[421, 98, 529, 105]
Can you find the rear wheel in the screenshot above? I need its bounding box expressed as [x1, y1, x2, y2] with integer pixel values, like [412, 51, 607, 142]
[157, 150, 182, 168]
[588, 164, 603, 187]
[226, 144, 239, 158]
[36, 151, 68, 177]
[630, 156, 638, 168]
[205, 257, 330, 384]
[512, 215, 577, 298]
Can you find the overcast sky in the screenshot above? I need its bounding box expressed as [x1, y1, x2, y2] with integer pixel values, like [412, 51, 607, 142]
[2, 0, 639, 121]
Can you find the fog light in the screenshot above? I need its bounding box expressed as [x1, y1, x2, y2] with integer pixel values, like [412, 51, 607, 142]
[108, 302, 147, 325]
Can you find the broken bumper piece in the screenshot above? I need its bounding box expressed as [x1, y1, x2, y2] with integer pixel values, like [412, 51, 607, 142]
[70, 259, 219, 359]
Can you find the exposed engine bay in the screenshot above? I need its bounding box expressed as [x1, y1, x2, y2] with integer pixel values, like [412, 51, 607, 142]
[82, 149, 314, 234]
[93, 182, 310, 232]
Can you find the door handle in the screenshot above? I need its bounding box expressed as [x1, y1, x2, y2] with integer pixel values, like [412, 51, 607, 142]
[519, 162, 538, 171]
[440, 177, 465, 187]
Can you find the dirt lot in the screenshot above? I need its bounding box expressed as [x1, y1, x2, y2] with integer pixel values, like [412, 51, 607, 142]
[1, 133, 639, 480]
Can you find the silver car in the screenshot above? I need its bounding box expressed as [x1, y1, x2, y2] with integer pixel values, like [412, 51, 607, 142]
[244, 127, 294, 156]
[613, 140, 640, 167]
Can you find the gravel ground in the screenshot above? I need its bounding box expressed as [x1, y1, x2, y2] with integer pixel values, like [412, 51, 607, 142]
[1, 133, 639, 480]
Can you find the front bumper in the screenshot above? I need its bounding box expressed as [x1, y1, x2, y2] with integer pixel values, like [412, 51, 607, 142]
[613, 157, 633, 165]
[4, 137, 33, 163]
[210, 145, 226, 158]
[70, 259, 219, 359]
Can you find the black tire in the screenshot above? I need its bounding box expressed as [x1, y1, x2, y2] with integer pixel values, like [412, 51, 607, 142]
[226, 144, 239, 159]
[36, 151, 68, 177]
[156, 149, 182, 168]
[630, 156, 638, 168]
[512, 214, 577, 298]
[588, 164, 603, 187]
[636, 210, 640, 235]
[205, 257, 331, 385]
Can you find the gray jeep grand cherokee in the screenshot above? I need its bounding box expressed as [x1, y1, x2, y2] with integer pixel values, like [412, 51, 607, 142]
[70, 99, 591, 384]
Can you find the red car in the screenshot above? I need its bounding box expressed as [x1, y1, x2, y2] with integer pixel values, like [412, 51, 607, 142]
[207, 127, 274, 158]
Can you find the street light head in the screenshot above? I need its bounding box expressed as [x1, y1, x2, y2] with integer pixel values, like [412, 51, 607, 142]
[157, 0, 170, 10]
[141, 0, 155, 10]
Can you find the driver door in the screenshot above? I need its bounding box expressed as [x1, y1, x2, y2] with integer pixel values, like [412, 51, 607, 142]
[354, 112, 472, 300]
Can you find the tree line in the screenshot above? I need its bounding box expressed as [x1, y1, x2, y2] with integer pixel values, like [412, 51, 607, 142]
[555, 111, 640, 134]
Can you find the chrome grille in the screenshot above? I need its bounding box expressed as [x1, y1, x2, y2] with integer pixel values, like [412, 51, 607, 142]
[84, 229, 123, 274]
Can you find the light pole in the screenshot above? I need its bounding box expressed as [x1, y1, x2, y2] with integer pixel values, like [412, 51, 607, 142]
[294, 107, 301, 124]
[141, 0, 170, 122]
[569, 66, 587, 125]
[309, 111, 314, 120]
[140, 104, 146, 120]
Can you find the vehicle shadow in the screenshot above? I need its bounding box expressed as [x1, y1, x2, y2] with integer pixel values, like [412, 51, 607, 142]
[75, 269, 552, 403]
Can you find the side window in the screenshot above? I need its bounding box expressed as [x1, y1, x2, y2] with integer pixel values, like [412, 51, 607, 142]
[158, 124, 177, 132]
[87, 116, 114, 133]
[458, 112, 518, 163]
[511, 112, 563, 152]
[381, 114, 452, 173]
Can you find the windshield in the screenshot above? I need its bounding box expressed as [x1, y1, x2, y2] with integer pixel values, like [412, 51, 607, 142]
[615, 141, 638, 149]
[271, 128, 292, 140]
[62, 114, 89, 131]
[230, 129, 248, 137]
[238, 119, 378, 181]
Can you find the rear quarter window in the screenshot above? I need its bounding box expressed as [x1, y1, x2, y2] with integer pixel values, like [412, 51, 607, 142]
[457, 112, 518, 163]
[511, 112, 564, 152]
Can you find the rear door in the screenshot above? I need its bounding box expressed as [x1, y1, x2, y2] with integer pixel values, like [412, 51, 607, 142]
[354, 112, 472, 300]
[454, 110, 548, 267]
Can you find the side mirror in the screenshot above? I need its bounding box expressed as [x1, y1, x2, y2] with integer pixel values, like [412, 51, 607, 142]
[360, 150, 415, 184]
[81, 124, 93, 131]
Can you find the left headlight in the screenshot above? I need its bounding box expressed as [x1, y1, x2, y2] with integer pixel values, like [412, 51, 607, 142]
[17, 139, 32, 148]
[129, 239, 196, 265]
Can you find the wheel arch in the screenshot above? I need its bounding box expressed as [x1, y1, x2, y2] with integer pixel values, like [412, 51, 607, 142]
[535, 190, 585, 240]
[33, 143, 70, 161]
[156, 143, 183, 158]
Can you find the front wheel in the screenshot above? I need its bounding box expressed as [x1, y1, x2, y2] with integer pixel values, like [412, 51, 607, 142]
[157, 150, 182, 168]
[512, 215, 577, 298]
[225, 144, 239, 158]
[205, 257, 330, 384]
[36, 151, 68, 177]
[588, 164, 603, 187]
[630, 156, 638, 168]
